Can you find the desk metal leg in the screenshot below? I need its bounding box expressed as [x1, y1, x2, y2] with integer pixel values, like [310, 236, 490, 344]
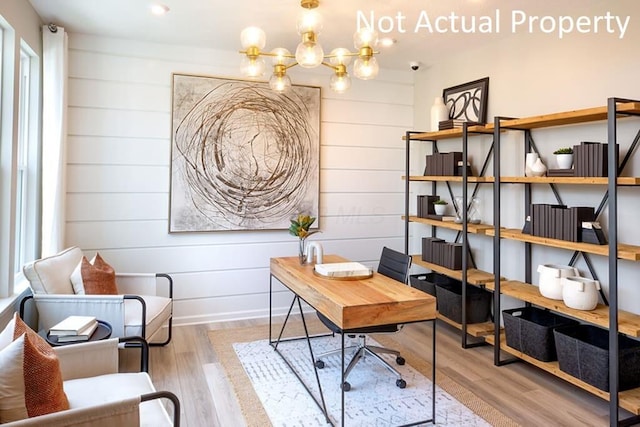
[270, 294, 331, 424]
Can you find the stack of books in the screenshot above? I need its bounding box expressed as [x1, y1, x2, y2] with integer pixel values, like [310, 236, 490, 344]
[438, 119, 479, 130]
[49, 315, 98, 342]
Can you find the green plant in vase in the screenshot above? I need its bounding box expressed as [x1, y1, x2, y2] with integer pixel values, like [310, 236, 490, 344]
[553, 147, 574, 169]
[289, 214, 320, 264]
[433, 199, 448, 215]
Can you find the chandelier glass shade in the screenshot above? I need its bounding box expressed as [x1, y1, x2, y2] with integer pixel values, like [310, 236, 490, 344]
[239, 0, 379, 93]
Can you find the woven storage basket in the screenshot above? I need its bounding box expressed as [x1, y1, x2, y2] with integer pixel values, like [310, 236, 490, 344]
[554, 324, 640, 391]
[503, 307, 578, 362]
[409, 273, 453, 297]
[435, 281, 491, 324]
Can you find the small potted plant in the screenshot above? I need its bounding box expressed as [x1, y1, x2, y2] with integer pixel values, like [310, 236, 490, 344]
[289, 214, 320, 264]
[553, 147, 574, 169]
[432, 199, 448, 215]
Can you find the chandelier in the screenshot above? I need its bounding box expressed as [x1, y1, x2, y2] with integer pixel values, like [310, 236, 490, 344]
[239, 0, 380, 93]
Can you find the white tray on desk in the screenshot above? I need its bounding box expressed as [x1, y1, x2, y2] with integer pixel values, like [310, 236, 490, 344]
[314, 262, 373, 280]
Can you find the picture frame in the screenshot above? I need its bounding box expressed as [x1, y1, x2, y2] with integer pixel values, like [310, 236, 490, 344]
[169, 73, 321, 232]
[442, 77, 489, 124]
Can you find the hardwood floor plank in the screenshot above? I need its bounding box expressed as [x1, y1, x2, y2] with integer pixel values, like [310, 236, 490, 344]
[146, 317, 628, 427]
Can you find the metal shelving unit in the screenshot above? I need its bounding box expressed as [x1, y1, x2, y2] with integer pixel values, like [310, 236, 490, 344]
[491, 98, 640, 425]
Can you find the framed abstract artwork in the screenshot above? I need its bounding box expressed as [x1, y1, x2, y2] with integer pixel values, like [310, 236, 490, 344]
[169, 74, 321, 232]
[442, 77, 489, 124]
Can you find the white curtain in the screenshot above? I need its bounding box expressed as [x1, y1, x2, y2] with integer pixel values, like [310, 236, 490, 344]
[41, 25, 68, 256]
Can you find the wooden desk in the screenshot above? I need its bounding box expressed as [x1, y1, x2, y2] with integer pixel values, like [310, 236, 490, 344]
[270, 255, 436, 329]
[269, 255, 437, 426]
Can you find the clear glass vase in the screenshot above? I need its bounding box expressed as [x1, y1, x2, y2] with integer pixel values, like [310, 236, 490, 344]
[298, 238, 307, 265]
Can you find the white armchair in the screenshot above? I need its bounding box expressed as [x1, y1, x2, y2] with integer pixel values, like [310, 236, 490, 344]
[22, 246, 173, 345]
[4, 337, 180, 426]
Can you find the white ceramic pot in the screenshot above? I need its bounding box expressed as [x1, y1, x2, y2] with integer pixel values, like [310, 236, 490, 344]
[537, 264, 579, 300]
[556, 153, 573, 169]
[434, 204, 447, 215]
[562, 276, 601, 311]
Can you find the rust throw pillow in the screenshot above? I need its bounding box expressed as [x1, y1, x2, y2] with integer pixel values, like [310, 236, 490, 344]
[0, 313, 70, 422]
[71, 253, 118, 295]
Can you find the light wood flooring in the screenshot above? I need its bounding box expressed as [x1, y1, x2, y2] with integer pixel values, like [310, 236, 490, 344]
[129, 318, 630, 427]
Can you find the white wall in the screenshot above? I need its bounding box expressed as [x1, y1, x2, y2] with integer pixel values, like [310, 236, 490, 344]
[63, 34, 414, 325]
[411, 2, 640, 314]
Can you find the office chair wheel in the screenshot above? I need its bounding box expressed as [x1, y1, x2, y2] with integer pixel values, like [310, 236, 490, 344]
[396, 356, 405, 365]
[315, 360, 325, 369]
[341, 382, 351, 392]
[396, 379, 407, 389]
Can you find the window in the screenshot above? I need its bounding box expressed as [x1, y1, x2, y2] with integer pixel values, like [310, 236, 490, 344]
[13, 43, 39, 278]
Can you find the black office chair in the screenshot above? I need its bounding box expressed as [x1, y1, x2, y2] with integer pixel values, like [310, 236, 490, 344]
[315, 246, 412, 391]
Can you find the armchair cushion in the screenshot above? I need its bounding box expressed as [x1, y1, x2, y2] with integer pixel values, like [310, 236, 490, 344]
[22, 247, 82, 295]
[70, 254, 118, 295]
[0, 314, 69, 423]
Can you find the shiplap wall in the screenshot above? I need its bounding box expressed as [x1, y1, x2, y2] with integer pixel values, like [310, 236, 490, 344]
[64, 34, 414, 325]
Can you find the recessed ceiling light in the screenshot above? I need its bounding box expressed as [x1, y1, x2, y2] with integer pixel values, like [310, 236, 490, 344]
[379, 38, 397, 48]
[150, 4, 170, 16]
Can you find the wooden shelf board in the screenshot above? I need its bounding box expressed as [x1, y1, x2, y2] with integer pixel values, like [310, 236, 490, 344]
[499, 280, 640, 337]
[404, 216, 494, 235]
[497, 228, 640, 261]
[497, 102, 640, 130]
[405, 175, 494, 183]
[404, 125, 494, 141]
[436, 314, 496, 337]
[485, 331, 640, 415]
[411, 257, 496, 286]
[500, 176, 640, 186]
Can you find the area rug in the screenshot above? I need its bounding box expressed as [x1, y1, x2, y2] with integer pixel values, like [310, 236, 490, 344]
[208, 320, 519, 427]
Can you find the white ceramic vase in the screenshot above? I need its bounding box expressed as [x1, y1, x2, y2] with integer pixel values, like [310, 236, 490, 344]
[556, 154, 573, 169]
[430, 97, 449, 132]
[537, 264, 579, 300]
[530, 158, 547, 177]
[525, 152, 539, 177]
[562, 276, 601, 310]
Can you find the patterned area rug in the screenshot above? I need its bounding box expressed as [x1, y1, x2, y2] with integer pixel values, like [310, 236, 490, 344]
[208, 321, 519, 427]
[235, 335, 489, 426]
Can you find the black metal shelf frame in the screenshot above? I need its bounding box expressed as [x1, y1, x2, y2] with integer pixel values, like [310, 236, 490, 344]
[492, 97, 640, 427]
[404, 126, 494, 348]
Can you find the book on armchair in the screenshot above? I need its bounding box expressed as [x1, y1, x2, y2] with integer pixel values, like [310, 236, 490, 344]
[49, 315, 97, 336]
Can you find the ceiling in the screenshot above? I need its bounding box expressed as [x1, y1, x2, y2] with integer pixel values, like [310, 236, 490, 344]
[28, 0, 609, 71]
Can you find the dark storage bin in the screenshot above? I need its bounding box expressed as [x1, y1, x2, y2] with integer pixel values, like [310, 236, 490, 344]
[409, 273, 452, 297]
[503, 307, 578, 362]
[554, 324, 640, 391]
[435, 281, 491, 324]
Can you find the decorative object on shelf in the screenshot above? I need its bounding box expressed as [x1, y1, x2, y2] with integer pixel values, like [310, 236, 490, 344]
[433, 199, 448, 215]
[305, 241, 324, 264]
[530, 157, 547, 177]
[561, 276, 601, 311]
[537, 264, 580, 300]
[524, 152, 539, 177]
[170, 74, 320, 232]
[289, 214, 320, 264]
[581, 221, 608, 245]
[443, 77, 489, 124]
[553, 147, 574, 169]
[430, 96, 449, 132]
[468, 197, 481, 224]
[238, 0, 382, 93]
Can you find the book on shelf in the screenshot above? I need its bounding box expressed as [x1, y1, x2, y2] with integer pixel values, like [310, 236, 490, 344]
[438, 119, 479, 130]
[55, 321, 99, 342]
[49, 315, 97, 336]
